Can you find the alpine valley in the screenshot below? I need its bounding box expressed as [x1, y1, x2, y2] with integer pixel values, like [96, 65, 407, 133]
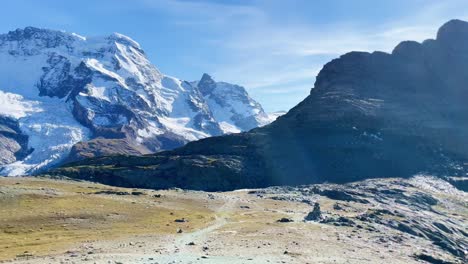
[54, 19, 468, 192]
[0, 27, 276, 175]
[0, 15, 466, 264]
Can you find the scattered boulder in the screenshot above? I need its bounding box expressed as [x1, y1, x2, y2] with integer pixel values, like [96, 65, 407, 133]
[321, 216, 356, 227]
[414, 254, 454, 264]
[15, 251, 34, 259]
[433, 222, 453, 234]
[396, 223, 421, 237]
[317, 189, 369, 204]
[94, 190, 130, 196]
[333, 203, 344, 210]
[276, 218, 293, 223]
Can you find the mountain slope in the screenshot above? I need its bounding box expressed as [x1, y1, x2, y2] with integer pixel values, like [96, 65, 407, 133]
[0, 27, 271, 175]
[53, 19, 468, 191]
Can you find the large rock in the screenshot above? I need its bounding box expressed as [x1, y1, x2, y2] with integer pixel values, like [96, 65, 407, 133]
[0, 116, 31, 165]
[52, 20, 468, 190]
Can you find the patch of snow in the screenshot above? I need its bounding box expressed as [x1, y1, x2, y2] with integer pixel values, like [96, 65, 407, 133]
[219, 121, 242, 134]
[159, 117, 209, 141]
[1, 98, 90, 176]
[410, 175, 467, 197]
[0, 91, 41, 119]
[109, 33, 141, 49]
[71, 32, 86, 41]
[85, 58, 127, 87]
[137, 121, 164, 140]
[266, 111, 286, 123]
[86, 85, 110, 102]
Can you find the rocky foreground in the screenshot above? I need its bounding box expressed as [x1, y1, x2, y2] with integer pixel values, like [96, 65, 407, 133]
[0, 176, 465, 264]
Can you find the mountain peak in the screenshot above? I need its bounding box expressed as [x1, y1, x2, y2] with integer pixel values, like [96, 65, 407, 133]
[0, 27, 143, 51]
[1, 26, 80, 43]
[107, 32, 141, 49]
[200, 73, 214, 82]
[392, 40, 423, 58]
[436, 19, 468, 46]
[193, 74, 270, 132]
[11, 26, 58, 35]
[198, 73, 216, 95]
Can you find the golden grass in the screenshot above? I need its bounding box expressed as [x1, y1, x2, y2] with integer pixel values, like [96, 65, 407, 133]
[0, 177, 214, 261]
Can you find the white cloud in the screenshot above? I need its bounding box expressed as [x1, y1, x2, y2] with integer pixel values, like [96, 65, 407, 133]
[138, 0, 265, 28]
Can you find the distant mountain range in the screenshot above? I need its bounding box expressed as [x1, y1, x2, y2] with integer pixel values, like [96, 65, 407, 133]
[53, 19, 468, 191]
[0, 27, 278, 175]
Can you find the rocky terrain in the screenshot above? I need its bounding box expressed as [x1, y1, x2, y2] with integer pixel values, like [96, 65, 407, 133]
[0, 27, 273, 176]
[0, 176, 465, 264]
[54, 19, 468, 191]
[0, 116, 31, 165]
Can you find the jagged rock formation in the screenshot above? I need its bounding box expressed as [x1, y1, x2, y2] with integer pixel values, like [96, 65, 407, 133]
[0, 116, 31, 165]
[0, 27, 271, 175]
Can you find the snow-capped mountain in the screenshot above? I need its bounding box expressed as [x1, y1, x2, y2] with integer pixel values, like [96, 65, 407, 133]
[0, 27, 271, 175]
[193, 73, 271, 133]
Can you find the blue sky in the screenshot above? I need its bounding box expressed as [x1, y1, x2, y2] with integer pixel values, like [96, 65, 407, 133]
[0, 0, 467, 112]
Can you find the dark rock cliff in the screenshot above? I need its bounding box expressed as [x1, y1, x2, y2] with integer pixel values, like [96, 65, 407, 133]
[0, 116, 31, 165]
